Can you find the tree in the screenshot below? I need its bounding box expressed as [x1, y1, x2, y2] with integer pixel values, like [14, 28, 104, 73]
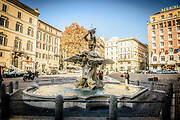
[60, 23, 88, 58]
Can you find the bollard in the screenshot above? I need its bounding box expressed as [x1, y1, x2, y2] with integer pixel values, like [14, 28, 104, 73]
[0, 84, 9, 119]
[15, 81, 19, 90]
[8, 81, 13, 94]
[136, 80, 139, 86]
[162, 95, 171, 120]
[55, 95, 64, 120]
[150, 81, 154, 91]
[36, 78, 39, 84]
[109, 95, 117, 120]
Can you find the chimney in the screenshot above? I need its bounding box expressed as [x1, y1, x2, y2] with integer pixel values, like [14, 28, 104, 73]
[35, 8, 39, 13]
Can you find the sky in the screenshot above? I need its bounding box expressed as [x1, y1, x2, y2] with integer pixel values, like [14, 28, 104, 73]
[19, 0, 180, 44]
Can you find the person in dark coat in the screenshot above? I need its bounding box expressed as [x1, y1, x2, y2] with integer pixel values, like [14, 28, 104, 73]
[0, 69, 4, 87]
[99, 71, 104, 80]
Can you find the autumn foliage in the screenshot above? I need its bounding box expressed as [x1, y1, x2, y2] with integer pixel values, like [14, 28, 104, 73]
[60, 23, 88, 58]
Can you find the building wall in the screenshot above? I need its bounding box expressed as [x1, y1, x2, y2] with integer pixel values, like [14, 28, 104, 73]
[0, 0, 39, 72]
[105, 37, 148, 72]
[36, 20, 61, 73]
[148, 6, 180, 71]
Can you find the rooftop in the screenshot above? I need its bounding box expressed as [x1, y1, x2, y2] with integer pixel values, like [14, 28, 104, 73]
[7, 0, 39, 17]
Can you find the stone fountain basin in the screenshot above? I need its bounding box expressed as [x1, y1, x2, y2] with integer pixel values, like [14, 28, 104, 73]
[23, 82, 148, 109]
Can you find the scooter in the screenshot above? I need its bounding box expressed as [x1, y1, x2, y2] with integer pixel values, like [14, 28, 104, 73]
[23, 71, 35, 81]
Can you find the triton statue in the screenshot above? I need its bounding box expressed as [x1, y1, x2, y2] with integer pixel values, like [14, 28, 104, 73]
[65, 28, 114, 90]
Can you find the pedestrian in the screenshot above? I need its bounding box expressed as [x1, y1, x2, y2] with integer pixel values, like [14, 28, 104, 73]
[0, 69, 4, 87]
[97, 71, 101, 79]
[125, 71, 130, 85]
[99, 71, 104, 80]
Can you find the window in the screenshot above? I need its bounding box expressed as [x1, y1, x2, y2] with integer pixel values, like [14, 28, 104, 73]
[160, 36, 164, 41]
[26, 41, 33, 51]
[2, 4, 7, 12]
[168, 21, 171, 27]
[43, 44, 47, 50]
[18, 12, 21, 19]
[55, 38, 59, 45]
[0, 35, 7, 46]
[178, 33, 180, 38]
[0, 52, 2, 57]
[177, 20, 180, 25]
[153, 56, 157, 61]
[36, 42, 41, 49]
[169, 41, 173, 46]
[16, 22, 23, 33]
[37, 31, 42, 40]
[29, 17, 32, 24]
[161, 49, 165, 53]
[152, 31, 155, 35]
[159, 23, 163, 28]
[161, 15, 164, 20]
[0, 16, 8, 27]
[160, 42, 164, 47]
[178, 40, 180, 45]
[152, 25, 155, 29]
[153, 49, 156, 54]
[160, 29, 163, 34]
[14, 38, 21, 51]
[177, 26, 180, 31]
[43, 33, 47, 43]
[168, 28, 172, 33]
[152, 43, 156, 47]
[169, 13, 172, 17]
[152, 17, 155, 21]
[168, 34, 172, 39]
[49, 45, 53, 52]
[27, 27, 33, 36]
[169, 55, 174, 61]
[169, 48, 173, 53]
[161, 56, 165, 61]
[152, 37, 156, 41]
[179, 12, 180, 16]
[49, 36, 53, 44]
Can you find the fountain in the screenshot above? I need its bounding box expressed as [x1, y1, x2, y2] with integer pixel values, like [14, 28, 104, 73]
[23, 28, 148, 109]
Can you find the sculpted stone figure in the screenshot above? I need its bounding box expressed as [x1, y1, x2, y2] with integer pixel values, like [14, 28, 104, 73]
[65, 28, 113, 90]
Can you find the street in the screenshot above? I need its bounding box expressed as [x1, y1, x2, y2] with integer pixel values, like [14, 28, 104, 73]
[2, 72, 180, 90]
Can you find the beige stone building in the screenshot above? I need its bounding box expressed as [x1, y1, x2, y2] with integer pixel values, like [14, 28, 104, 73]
[148, 6, 180, 71]
[105, 37, 148, 72]
[95, 36, 105, 57]
[0, 0, 39, 72]
[36, 20, 61, 73]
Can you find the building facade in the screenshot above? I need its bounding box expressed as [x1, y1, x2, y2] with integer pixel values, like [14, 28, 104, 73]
[105, 37, 148, 72]
[95, 36, 105, 57]
[0, 0, 39, 72]
[36, 20, 61, 73]
[148, 6, 180, 71]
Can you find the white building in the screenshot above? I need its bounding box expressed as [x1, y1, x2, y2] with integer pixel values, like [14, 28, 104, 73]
[105, 37, 148, 72]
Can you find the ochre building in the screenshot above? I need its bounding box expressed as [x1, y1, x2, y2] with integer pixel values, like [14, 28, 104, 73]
[36, 20, 61, 73]
[148, 6, 180, 71]
[0, 0, 39, 72]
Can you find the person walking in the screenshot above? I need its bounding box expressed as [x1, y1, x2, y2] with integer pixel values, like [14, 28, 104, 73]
[99, 71, 104, 80]
[97, 71, 101, 79]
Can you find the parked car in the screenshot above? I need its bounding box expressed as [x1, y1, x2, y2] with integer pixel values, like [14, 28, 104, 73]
[46, 69, 58, 75]
[135, 70, 144, 74]
[3, 68, 25, 77]
[164, 70, 178, 74]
